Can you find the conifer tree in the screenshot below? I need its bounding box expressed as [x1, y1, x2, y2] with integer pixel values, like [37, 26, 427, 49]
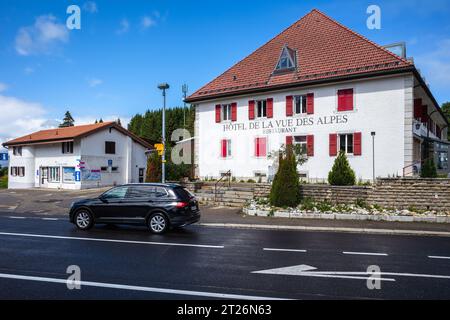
[328, 151, 356, 186]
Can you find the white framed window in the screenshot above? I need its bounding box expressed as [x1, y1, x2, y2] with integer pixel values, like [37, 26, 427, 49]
[62, 142, 74, 154]
[11, 167, 17, 176]
[294, 95, 307, 115]
[49, 167, 60, 182]
[18, 167, 25, 177]
[220, 139, 232, 158]
[339, 134, 354, 155]
[13, 147, 22, 156]
[275, 46, 296, 71]
[293, 136, 308, 154]
[256, 100, 267, 118]
[222, 104, 232, 121]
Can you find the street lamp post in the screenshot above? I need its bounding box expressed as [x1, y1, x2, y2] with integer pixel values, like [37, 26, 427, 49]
[371, 132, 376, 184]
[158, 83, 170, 183]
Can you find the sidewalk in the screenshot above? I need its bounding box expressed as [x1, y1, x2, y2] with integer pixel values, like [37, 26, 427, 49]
[200, 206, 450, 237]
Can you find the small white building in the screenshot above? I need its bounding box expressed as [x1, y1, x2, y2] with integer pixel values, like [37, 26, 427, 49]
[185, 9, 449, 182]
[2, 122, 151, 189]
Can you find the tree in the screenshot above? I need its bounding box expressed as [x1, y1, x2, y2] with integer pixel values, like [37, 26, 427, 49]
[269, 145, 301, 208]
[328, 151, 356, 186]
[59, 111, 75, 128]
[98, 118, 103, 123]
[116, 118, 122, 126]
[421, 158, 438, 178]
[94, 119, 98, 124]
[145, 151, 162, 182]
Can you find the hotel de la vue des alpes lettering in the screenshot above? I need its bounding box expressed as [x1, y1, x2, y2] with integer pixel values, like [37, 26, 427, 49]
[223, 114, 349, 135]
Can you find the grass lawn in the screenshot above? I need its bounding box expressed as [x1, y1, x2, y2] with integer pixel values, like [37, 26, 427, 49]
[0, 175, 7, 188]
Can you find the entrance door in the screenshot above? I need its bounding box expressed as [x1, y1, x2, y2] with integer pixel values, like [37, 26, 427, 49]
[40, 167, 48, 187]
[138, 168, 145, 183]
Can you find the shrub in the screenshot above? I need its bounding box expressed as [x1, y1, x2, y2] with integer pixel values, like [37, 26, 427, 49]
[270, 145, 301, 207]
[328, 151, 356, 186]
[145, 151, 162, 182]
[421, 158, 438, 178]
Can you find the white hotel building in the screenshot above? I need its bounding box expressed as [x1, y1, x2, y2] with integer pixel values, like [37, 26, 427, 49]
[2, 122, 150, 189]
[186, 9, 449, 181]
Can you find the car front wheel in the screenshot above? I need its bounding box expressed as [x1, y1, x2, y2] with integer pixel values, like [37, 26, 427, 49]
[148, 213, 168, 234]
[74, 209, 94, 230]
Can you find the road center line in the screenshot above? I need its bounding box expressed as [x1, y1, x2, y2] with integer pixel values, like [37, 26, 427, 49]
[428, 256, 450, 260]
[0, 232, 224, 249]
[0, 273, 287, 300]
[263, 248, 307, 253]
[343, 251, 388, 257]
[8, 216, 25, 219]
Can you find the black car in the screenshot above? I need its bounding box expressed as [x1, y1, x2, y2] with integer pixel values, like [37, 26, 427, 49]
[69, 183, 200, 234]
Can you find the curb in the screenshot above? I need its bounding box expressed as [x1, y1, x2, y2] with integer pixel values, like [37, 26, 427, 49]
[198, 223, 450, 237]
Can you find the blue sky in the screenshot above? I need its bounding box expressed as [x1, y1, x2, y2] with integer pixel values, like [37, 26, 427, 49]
[0, 0, 450, 143]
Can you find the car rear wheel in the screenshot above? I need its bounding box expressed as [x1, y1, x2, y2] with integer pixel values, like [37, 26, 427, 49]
[74, 209, 94, 230]
[148, 213, 168, 234]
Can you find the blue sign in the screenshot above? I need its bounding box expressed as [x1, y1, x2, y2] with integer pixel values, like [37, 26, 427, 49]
[0, 153, 8, 161]
[108, 159, 113, 166]
[75, 171, 81, 182]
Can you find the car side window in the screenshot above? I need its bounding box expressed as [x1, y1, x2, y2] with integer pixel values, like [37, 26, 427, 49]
[154, 187, 168, 198]
[127, 186, 154, 199]
[102, 186, 128, 199]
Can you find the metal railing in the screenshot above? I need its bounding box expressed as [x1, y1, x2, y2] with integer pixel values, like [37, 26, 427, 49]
[402, 160, 423, 177]
[214, 170, 231, 203]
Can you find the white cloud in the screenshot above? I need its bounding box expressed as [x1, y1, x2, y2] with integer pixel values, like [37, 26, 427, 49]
[0, 94, 58, 145]
[0, 83, 8, 92]
[415, 39, 450, 85]
[24, 67, 35, 75]
[87, 78, 103, 88]
[15, 15, 69, 56]
[116, 18, 130, 35]
[83, 1, 98, 13]
[141, 16, 156, 29]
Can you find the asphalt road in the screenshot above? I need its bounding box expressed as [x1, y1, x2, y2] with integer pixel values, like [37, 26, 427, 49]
[0, 216, 450, 300]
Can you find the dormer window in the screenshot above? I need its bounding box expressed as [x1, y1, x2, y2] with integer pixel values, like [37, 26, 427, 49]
[275, 46, 296, 72]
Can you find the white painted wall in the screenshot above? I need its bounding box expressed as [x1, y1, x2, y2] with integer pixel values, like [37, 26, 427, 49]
[196, 76, 408, 181]
[8, 146, 36, 189]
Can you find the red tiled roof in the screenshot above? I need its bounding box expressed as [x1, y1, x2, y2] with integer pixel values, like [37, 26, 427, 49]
[2, 122, 152, 149]
[186, 9, 413, 102]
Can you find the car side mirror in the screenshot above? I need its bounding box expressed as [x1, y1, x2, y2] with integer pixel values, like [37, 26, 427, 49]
[99, 196, 108, 203]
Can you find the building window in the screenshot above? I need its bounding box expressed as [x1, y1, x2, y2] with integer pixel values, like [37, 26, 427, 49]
[111, 167, 119, 172]
[18, 167, 25, 177]
[339, 134, 354, 155]
[49, 167, 60, 182]
[101, 167, 108, 172]
[255, 137, 267, 158]
[221, 139, 232, 158]
[256, 100, 267, 118]
[222, 104, 232, 121]
[105, 141, 116, 154]
[63, 167, 75, 182]
[11, 167, 17, 176]
[13, 146, 22, 156]
[275, 46, 296, 72]
[293, 136, 308, 154]
[62, 141, 74, 154]
[294, 95, 307, 115]
[337, 89, 354, 112]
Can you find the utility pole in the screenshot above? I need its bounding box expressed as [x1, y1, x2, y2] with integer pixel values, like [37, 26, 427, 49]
[371, 132, 376, 183]
[182, 84, 188, 129]
[158, 83, 170, 183]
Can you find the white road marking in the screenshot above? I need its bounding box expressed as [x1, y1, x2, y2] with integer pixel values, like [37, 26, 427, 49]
[0, 232, 224, 249]
[0, 273, 287, 300]
[343, 251, 388, 257]
[8, 216, 26, 219]
[253, 264, 450, 281]
[428, 256, 450, 260]
[41, 218, 59, 221]
[263, 248, 307, 253]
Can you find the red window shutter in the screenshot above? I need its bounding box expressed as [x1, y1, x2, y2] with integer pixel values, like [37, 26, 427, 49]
[353, 132, 362, 156]
[221, 139, 227, 158]
[414, 99, 422, 119]
[254, 138, 259, 157]
[255, 137, 267, 157]
[329, 134, 337, 156]
[286, 96, 293, 116]
[286, 136, 293, 146]
[421, 105, 428, 123]
[248, 100, 255, 120]
[267, 98, 273, 118]
[307, 135, 314, 157]
[338, 89, 353, 111]
[215, 105, 221, 123]
[231, 103, 237, 122]
[306, 93, 314, 115]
